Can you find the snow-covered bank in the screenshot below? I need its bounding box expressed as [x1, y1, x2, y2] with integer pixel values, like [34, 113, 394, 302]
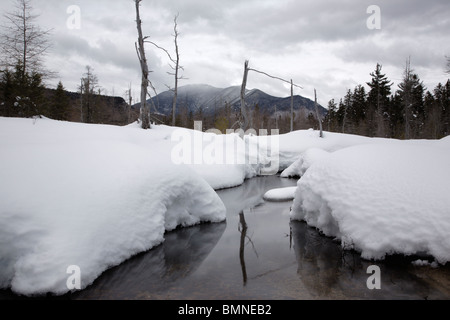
[291, 141, 450, 264]
[0, 117, 228, 296]
[2, 115, 449, 297]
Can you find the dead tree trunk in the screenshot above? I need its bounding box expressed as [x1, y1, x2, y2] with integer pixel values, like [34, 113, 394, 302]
[240, 60, 250, 131]
[171, 14, 180, 126]
[135, 0, 151, 129]
[314, 89, 323, 137]
[290, 79, 294, 132]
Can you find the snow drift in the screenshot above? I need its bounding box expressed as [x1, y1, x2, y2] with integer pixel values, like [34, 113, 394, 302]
[0, 117, 227, 296]
[291, 142, 450, 264]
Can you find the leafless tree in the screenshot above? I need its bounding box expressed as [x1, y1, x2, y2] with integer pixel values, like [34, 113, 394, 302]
[0, 0, 53, 78]
[446, 56, 450, 74]
[146, 14, 186, 127]
[314, 89, 323, 137]
[78, 65, 99, 123]
[125, 83, 133, 124]
[134, 0, 151, 129]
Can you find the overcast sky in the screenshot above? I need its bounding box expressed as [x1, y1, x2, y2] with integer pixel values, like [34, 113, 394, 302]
[1, 0, 449, 105]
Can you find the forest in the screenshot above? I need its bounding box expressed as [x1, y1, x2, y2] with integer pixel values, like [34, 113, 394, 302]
[0, 0, 449, 140]
[324, 62, 450, 140]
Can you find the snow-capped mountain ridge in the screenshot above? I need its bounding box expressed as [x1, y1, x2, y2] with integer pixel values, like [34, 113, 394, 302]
[140, 84, 326, 116]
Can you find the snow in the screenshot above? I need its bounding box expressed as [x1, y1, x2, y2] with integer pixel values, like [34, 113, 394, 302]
[170, 127, 259, 189]
[280, 148, 330, 178]
[2, 116, 450, 296]
[0, 117, 228, 296]
[274, 129, 381, 171]
[411, 259, 439, 268]
[263, 187, 297, 201]
[291, 141, 450, 264]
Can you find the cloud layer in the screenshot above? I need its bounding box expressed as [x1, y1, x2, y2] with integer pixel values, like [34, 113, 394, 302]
[0, 0, 448, 106]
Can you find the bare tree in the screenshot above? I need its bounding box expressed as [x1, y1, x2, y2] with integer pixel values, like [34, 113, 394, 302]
[79, 65, 99, 124]
[146, 14, 186, 127]
[125, 83, 133, 124]
[446, 55, 450, 74]
[0, 0, 52, 78]
[314, 89, 323, 137]
[134, 0, 151, 129]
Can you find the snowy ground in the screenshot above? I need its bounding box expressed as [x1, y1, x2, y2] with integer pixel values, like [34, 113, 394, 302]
[1, 117, 449, 296]
[0, 117, 236, 296]
[282, 131, 450, 265]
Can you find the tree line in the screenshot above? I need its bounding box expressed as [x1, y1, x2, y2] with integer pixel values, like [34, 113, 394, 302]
[1, 0, 449, 140]
[324, 62, 449, 139]
[0, 0, 136, 125]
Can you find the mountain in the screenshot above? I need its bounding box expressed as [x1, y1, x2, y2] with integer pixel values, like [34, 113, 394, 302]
[137, 84, 327, 117]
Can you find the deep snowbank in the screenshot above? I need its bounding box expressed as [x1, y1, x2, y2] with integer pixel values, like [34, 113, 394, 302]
[0, 117, 227, 295]
[170, 128, 259, 189]
[291, 141, 450, 264]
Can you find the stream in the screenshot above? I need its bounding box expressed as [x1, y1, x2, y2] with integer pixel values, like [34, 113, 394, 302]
[1, 175, 449, 300]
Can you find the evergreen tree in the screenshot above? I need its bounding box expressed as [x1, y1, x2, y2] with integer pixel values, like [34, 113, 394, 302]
[0, 69, 15, 117]
[397, 60, 424, 139]
[336, 98, 345, 131]
[49, 81, 70, 120]
[423, 90, 440, 139]
[366, 63, 393, 137]
[389, 93, 404, 138]
[324, 99, 338, 132]
[0, 62, 45, 118]
[433, 80, 450, 137]
[352, 85, 367, 134]
[341, 89, 352, 133]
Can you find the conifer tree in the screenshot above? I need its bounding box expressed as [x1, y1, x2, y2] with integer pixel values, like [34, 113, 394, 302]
[49, 81, 70, 120]
[366, 63, 392, 137]
[397, 59, 424, 139]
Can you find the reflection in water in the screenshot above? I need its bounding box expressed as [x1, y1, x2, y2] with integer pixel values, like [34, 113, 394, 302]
[70, 222, 226, 299]
[238, 212, 248, 286]
[290, 220, 450, 299]
[237, 210, 260, 287]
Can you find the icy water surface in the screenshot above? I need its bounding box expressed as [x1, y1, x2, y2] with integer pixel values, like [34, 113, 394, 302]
[2, 175, 450, 300]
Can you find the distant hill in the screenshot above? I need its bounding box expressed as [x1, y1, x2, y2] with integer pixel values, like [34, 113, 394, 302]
[43, 88, 139, 126]
[134, 84, 327, 117]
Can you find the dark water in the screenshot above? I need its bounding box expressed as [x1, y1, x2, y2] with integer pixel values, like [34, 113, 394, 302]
[1, 175, 450, 300]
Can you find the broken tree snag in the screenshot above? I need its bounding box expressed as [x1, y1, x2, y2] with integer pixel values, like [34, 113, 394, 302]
[290, 79, 294, 132]
[172, 13, 180, 127]
[134, 0, 151, 129]
[240, 60, 250, 131]
[314, 89, 323, 138]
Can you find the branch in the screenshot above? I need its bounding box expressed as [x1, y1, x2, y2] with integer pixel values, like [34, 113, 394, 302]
[145, 40, 176, 64]
[248, 68, 303, 89]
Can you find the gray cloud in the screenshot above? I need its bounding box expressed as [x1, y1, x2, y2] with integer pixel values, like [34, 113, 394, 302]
[0, 0, 448, 105]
